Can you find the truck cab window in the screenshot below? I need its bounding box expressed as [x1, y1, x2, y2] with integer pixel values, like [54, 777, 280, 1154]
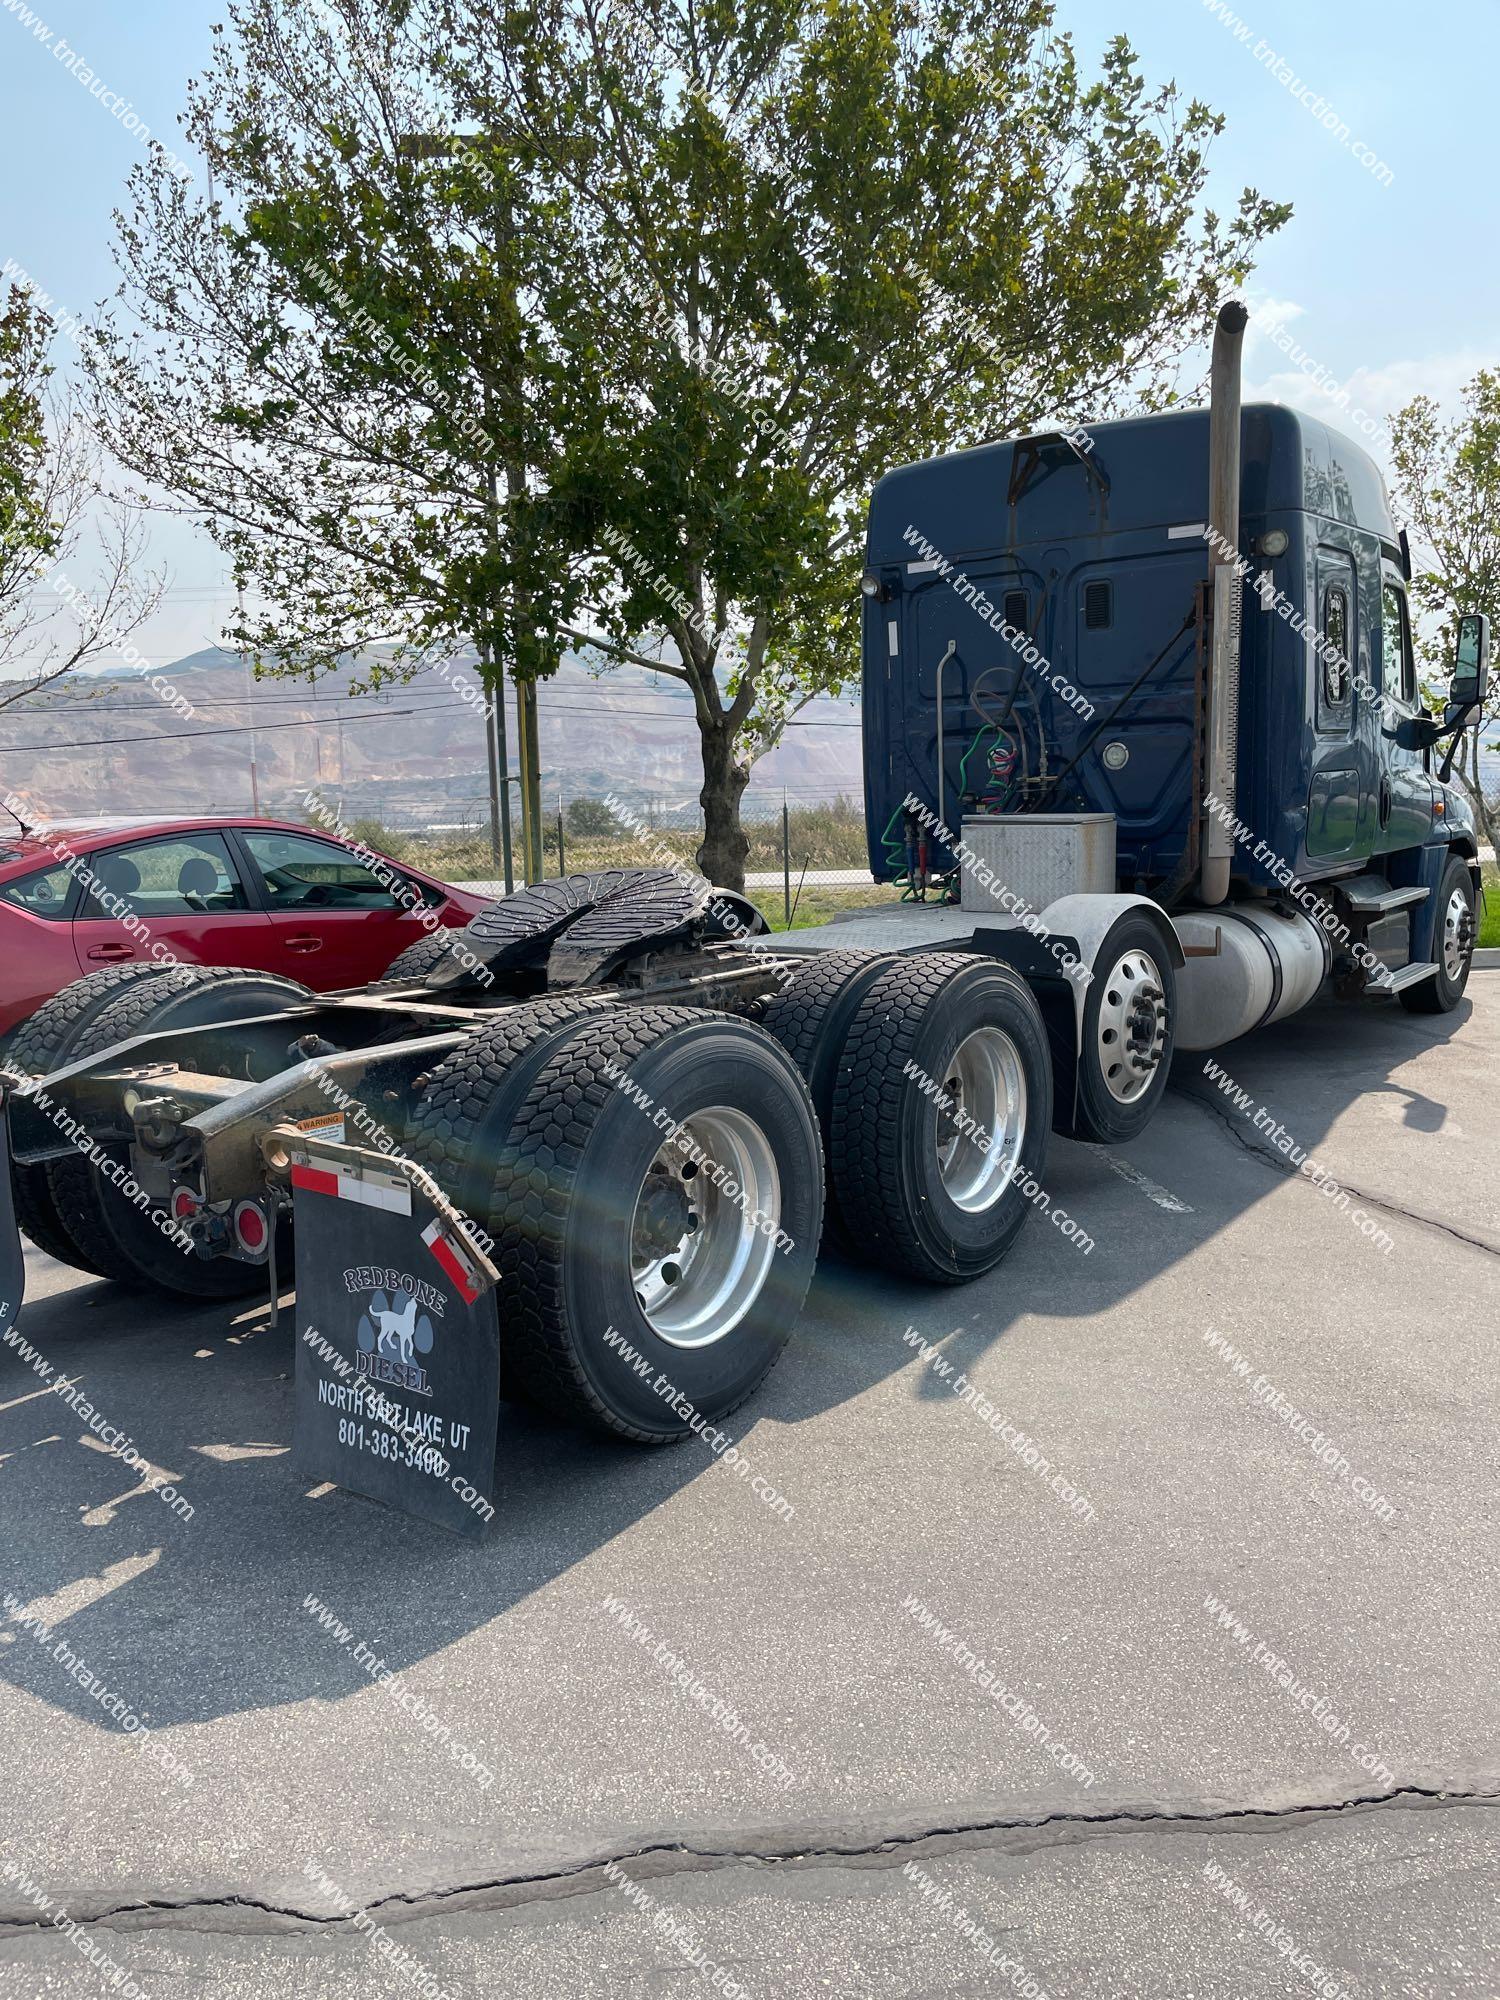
[1322, 585, 1350, 703]
[1380, 575, 1415, 706]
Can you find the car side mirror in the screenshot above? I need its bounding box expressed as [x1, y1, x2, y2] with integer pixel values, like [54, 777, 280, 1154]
[1451, 612, 1490, 708]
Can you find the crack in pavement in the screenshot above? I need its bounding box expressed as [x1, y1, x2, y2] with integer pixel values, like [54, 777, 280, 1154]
[4, 1784, 1498, 1940]
[1168, 1079, 1500, 1257]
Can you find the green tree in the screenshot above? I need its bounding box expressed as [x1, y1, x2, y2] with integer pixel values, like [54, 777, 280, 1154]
[565, 794, 624, 839]
[1388, 373, 1500, 857]
[92, 0, 1285, 890]
[1, 284, 160, 715]
[88, 0, 592, 873]
[452, 0, 1288, 884]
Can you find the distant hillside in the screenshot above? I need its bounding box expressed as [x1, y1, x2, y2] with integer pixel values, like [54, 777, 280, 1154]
[0, 647, 866, 828]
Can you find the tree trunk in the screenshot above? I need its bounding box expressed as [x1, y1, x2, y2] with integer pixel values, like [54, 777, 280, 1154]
[697, 719, 750, 892]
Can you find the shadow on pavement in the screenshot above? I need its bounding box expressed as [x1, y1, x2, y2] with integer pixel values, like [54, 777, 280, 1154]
[0, 990, 1475, 1729]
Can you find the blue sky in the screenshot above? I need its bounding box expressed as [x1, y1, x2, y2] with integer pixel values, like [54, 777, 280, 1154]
[1, 0, 1496, 674]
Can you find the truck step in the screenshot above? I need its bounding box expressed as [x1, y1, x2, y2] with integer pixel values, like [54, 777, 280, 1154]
[1380, 960, 1438, 994]
[1338, 875, 1430, 915]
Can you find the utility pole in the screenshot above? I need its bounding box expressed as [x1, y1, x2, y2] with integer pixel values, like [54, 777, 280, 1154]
[493, 182, 544, 883]
[239, 584, 261, 816]
[397, 129, 529, 888]
[479, 628, 514, 892]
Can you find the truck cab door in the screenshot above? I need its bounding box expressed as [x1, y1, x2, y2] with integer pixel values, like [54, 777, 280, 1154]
[1374, 563, 1434, 853]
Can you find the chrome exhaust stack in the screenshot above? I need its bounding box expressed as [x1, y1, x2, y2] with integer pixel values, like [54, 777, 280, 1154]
[1201, 300, 1248, 906]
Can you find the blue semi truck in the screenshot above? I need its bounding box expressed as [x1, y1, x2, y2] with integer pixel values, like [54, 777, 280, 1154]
[854, 302, 1489, 1142]
[0, 305, 1488, 1499]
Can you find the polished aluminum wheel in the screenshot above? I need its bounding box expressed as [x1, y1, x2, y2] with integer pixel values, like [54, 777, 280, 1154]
[630, 1107, 781, 1348]
[1441, 884, 1474, 983]
[1096, 948, 1167, 1104]
[935, 1026, 1028, 1213]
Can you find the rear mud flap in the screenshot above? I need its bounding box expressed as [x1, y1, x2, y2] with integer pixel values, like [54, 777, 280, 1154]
[282, 1134, 501, 1537]
[0, 1108, 25, 1341]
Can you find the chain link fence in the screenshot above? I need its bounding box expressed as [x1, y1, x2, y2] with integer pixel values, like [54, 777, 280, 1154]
[277, 784, 897, 931]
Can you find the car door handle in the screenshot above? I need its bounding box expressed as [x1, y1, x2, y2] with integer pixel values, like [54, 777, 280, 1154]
[284, 934, 324, 952]
[87, 942, 135, 961]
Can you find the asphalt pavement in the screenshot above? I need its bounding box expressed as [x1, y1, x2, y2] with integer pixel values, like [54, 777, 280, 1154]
[2, 978, 1497, 1996]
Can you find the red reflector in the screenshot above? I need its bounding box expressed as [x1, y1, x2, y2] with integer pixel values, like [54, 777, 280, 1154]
[171, 1188, 200, 1220]
[233, 1201, 267, 1250]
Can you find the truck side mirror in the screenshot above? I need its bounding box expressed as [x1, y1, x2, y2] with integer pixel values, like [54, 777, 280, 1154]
[1451, 613, 1490, 708]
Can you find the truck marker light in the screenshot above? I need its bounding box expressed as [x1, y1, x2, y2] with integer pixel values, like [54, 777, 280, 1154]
[232, 1201, 267, 1252]
[171, 1188, 200, 1221]
[888, 620, 899, 657]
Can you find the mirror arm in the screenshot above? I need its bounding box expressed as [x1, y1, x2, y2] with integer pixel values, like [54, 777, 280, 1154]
[1435, 701, 1480, 784]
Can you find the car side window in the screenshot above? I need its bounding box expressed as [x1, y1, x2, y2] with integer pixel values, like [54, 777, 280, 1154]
[80, 833, 250, 919]
[0, 862, 76, 920]
[1380, 575, 1416, 705]
[240, 830, 398, 911]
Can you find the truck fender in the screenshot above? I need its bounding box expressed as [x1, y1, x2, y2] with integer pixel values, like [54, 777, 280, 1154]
[1035, 892, 1185, 1049]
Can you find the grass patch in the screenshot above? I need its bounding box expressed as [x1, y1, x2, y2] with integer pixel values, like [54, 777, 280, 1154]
[335, 798, 876, 890]
[1479, 863, 1500, 949]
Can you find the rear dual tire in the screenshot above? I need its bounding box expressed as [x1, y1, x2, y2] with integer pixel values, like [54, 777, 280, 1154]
[829, 954, 1054, 1284]
[9, 965, 312, 1295]
[412, 1006, 823, 1441]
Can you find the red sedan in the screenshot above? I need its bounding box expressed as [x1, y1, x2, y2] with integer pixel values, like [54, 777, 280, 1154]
[0, 814, 489, 1037]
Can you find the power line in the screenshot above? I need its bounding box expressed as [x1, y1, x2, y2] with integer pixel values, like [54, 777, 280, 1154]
[0, 700, 481, 755]
[0, 697, 863, 741]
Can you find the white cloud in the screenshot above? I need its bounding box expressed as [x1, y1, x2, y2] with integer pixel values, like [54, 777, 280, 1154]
[1232, 290, 1497, 477]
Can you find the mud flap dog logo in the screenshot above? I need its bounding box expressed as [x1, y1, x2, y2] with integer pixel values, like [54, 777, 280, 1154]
[345, 1267, 442, 1396]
